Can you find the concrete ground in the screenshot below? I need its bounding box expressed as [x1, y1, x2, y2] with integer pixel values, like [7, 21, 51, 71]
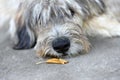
[0, 25, 120, 80]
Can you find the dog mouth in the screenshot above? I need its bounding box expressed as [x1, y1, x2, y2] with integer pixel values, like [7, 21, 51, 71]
[62, 53, 68, 56]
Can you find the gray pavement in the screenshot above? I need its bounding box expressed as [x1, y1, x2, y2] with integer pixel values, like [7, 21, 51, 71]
[0, 26, 120, 80]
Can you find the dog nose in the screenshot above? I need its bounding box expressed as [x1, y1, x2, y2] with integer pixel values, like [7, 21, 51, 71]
[52, 37, 70, 53]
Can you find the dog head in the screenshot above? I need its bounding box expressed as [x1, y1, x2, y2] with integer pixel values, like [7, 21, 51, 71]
[13, 0, 105, 57]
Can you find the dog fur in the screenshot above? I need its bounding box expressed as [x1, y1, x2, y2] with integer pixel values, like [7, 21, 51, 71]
[5, 0, 120, 57]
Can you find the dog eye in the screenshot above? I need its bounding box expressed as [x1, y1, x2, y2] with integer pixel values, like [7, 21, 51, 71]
[69, 8, 75, 16]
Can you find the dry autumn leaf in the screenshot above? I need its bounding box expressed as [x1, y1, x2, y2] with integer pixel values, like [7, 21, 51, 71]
[36, 58, 69, 64]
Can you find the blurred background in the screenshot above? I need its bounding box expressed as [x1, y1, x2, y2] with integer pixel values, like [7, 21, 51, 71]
[0, 0, 20, 28]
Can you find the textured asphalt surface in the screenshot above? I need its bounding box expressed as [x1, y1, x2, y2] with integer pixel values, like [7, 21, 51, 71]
[0, 25, 120, 80]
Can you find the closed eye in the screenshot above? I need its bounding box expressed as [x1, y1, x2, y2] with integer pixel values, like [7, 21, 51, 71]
[69, 8, 75, 16]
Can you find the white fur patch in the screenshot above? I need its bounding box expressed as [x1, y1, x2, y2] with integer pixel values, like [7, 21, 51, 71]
[9, 18, 17, 38]
[84, 15, 120, 37]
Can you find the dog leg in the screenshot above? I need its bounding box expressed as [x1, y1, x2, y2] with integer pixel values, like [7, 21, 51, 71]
[84, 14, 120, 37]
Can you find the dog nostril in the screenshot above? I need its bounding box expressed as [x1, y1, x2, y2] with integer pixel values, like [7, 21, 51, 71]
[52, 37, 70, 53]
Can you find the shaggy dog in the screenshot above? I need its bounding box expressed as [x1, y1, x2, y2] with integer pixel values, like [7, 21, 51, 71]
[7, 0, 120, 57]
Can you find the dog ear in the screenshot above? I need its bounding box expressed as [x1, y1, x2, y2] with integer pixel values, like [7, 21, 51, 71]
[13, 24, 36, 50]
[12, 3, 37, 50]
[13, 3, 36, 50]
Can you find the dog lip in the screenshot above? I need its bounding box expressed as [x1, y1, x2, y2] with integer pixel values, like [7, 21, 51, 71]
[62, 53, 68, 56]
